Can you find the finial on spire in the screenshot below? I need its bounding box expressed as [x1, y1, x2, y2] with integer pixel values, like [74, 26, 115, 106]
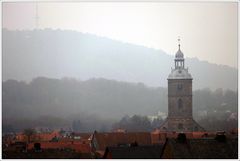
[178, 36, 181, 50]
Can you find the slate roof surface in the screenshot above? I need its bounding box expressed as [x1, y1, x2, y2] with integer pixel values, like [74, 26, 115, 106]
[93, 132, 151, 151]
[166, 138, 238, 159]
[103, 145, 164, 159]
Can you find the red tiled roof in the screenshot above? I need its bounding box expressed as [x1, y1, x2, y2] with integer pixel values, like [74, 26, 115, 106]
[16, 131, 61, 142]
[93, 132, 151, 151]
[71, 144, 91, 153]
[151, 133, 167, 144]
[27, 141, 91, 154]
[58, 138, 73, 142]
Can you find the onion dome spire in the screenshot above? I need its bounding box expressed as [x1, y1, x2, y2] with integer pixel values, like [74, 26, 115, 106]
[175, 37, 184, 59]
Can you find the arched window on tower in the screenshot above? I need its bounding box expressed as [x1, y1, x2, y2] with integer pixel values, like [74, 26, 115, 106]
[178, 99, 183, 109]
[177, 84, 183, 90]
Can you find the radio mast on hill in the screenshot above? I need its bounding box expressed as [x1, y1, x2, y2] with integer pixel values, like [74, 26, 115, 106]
[34, 2, 40, 29]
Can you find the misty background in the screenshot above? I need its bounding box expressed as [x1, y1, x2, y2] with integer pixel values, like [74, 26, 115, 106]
[3, 2, 238, 68]
[3, 29, 237, 90]
[2, 29, 238, 133]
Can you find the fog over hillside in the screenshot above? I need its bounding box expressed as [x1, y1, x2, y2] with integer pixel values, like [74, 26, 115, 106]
[3, 77, 237, 132]
[3, 29, 237, 90]
[3, 77, 167, 120]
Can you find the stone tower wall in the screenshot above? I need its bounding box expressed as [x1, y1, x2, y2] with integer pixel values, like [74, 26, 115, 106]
[159, 43, 204, 132]
[168, 79, 192, 119]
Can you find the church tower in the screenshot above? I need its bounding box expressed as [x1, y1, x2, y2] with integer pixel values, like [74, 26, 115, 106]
[160, 39, 204, 132]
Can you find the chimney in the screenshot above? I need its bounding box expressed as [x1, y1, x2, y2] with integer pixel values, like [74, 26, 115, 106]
[130, 141, 138, 147]
[215, 131, 226, 142]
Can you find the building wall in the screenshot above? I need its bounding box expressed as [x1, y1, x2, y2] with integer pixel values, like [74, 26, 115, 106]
[166, 118, 195, 132]
[165, 79, 195, 132]
[168, 79, 192, 119]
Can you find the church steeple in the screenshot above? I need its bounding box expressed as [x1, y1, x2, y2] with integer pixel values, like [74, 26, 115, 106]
[175, 37, 184, 69]
[159, 39, 204, 132]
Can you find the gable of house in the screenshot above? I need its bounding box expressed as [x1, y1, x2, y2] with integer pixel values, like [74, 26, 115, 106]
[103, 145, 165, 159]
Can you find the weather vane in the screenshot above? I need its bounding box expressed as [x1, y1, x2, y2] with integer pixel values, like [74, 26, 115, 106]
[178, 36, 181, 49]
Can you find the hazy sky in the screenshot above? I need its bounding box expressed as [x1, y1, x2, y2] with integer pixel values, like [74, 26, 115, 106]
[2, 2, 238, 68]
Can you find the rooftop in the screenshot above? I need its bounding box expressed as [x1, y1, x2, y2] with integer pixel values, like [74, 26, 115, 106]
[168, 68, 192, 79]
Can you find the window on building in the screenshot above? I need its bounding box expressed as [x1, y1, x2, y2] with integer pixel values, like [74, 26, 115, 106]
[178, 98, 183, 109]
